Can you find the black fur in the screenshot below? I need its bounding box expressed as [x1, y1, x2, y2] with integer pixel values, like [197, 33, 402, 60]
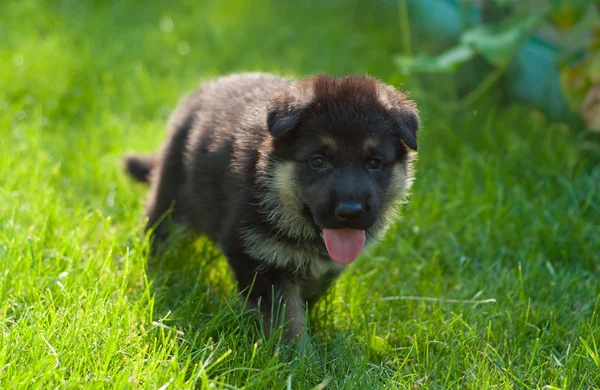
[123, 153, 156, 183]
[123, 72, 420, 344]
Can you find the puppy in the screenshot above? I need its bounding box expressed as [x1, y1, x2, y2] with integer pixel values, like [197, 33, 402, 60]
[123, 72, 420, 343]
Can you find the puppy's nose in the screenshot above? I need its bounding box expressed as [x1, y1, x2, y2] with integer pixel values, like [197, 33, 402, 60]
[335, 201, 364, 221]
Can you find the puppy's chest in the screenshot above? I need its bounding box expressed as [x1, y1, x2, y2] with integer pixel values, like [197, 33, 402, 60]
[240, 228, 345, 280]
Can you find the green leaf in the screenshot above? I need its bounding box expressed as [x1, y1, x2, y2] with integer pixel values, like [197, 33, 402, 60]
[548, 0, 593, 29]
[394, 46, 475, 75]
[394, 55, 440, 74]
[437, 46, 476, 69]
[459, 15, 538, 66]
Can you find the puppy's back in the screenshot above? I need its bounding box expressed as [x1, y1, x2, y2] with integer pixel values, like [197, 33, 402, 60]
[168, 73, 291, 242]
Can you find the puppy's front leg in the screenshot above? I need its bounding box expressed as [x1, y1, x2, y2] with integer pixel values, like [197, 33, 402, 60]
[270, 278, 308, 344]
[227, 260, 307, 343]
[250, 276, 308, 344]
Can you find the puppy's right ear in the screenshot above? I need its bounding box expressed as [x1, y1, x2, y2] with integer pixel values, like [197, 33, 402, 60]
[267, 106, 304, 137]
[267, 83, 313, 137]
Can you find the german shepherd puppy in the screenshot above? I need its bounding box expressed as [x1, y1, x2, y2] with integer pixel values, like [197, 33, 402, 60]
[123, 72, 420, 343]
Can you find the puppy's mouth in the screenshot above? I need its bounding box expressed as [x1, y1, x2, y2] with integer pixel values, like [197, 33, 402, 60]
[320, 229, 366, 264]
[302, 205, 367, 265]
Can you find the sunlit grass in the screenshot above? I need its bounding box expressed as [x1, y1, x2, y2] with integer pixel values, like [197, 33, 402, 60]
[1, 0, 600, 388]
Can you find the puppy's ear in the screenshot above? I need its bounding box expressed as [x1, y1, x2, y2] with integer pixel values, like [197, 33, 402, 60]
[267, 83, 313, 137]
[267, 106, 304, 137]
[378, 85, 420, 151]
[390, 107, 419, 151]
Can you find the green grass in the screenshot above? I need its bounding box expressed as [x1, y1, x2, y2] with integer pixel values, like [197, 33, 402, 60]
[1, 0, 600, 388]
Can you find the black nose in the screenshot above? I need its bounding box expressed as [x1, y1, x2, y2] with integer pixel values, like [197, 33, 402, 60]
[335, 201, 364, 221]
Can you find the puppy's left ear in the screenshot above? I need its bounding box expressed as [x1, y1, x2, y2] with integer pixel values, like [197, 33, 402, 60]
[390, 107, 419, 151]
[379, 85, 420, 151]
[267, 83, 314, 137]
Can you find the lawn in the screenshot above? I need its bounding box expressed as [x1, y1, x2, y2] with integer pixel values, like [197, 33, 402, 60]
[1, 0, 600, 388]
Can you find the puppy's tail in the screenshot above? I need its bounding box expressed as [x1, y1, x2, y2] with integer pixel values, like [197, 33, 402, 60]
[123, 153, 157, 184]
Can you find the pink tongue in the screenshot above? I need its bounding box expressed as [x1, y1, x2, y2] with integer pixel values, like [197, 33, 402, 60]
[322, 229, 366, 264]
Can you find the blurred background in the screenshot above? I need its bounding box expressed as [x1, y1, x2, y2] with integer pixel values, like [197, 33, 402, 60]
[395, 0, 600, 127]
[3, 0, 599, 129]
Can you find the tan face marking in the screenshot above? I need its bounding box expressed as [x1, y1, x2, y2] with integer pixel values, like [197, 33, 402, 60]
[366, 158, 416, 243]
[319, 136, 338, 152]
[389, 164, 410, 199]
[255, 160, 315, 241]
[363, 137, 380, 153]
[273, 162, 298, 205]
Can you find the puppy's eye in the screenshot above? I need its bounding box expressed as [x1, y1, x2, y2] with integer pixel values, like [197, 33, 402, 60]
[368, 158, 383, 170]
[309, 156, 326, 169]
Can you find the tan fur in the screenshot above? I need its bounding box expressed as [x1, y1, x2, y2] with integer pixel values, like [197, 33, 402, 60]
[320, 136, 338, 152]
[240, 227, 345, 279]
[274, 163, 298, 206]
[363, 137, 379, 152]
[367, 159, 416, 242]
[255, 160, 316, 241]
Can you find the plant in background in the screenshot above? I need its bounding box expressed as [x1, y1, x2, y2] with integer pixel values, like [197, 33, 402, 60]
[396, 0, 600, 131]
[558, 7, 600, 131]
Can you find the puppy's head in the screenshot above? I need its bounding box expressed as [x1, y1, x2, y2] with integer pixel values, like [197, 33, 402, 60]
[265, 74, 420, 265]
